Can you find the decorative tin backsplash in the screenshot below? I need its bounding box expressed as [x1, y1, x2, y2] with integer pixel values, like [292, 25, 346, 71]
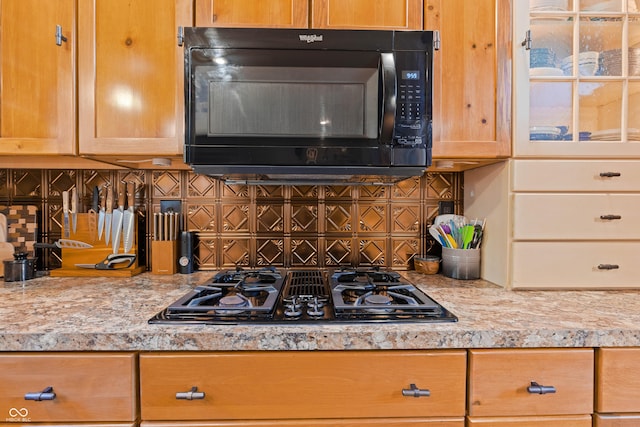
[0, 169, 462, 271]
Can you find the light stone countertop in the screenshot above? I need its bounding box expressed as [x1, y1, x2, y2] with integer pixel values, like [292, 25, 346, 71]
[1, 271, 640, 351]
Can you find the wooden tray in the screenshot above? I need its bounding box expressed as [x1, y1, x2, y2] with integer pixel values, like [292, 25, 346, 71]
[50, 213, 145, 277]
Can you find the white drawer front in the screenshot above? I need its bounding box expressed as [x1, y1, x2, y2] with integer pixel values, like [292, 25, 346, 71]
[513, 160, 640, 192]
[513, 194, 640, 240]
[512, 242, 639, 289]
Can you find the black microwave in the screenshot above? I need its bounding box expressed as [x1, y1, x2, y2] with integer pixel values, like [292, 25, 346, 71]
[183, 27, 437, 184]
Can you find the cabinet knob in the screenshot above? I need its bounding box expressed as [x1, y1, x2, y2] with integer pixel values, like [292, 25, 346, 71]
[176, 386, 205, 400]
[521, 30, 532, 50]
[600, 214, 622, 220]
[527, 381, 556, 395]
[177, 26, 184, 47]
[598, 264, 620, 270]
[24, 386, 56, 401]
[401, 383, 431, 398]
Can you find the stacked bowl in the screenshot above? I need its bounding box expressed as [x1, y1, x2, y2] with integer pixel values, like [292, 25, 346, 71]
[561, 51, 600, 76]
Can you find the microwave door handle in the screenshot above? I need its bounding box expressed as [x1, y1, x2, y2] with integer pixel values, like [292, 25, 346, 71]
[380, 53, 397, 144]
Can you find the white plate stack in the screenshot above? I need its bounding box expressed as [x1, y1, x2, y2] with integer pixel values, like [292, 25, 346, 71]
[590, 128, 640, 141]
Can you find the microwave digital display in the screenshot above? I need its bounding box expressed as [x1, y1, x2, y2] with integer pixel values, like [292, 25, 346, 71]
[402, 70, 420, 80]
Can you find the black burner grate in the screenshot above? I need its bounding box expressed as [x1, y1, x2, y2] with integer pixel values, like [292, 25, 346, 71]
[284, 270, 327, 297]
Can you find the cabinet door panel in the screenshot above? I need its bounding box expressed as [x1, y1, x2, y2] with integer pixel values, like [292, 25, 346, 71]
[468, 349, 593, 417]
[513, 194, 640, 240]
[594, 414, 640, 427]
[140, 351, 466, 420]
[78, 0, 192, 156]
[0, 353, 137, 422]
[512, 241, 640, 289]
[467, 415, 592, 426]
[312, 0, 422, 30]
[0, 0, 75, 155]
[426, 0, 511, 159]
[512, 160, 640, 192]
[142, 419, 464, 426]
[196, 0, 308, 28]
[596, 348, 640, 413]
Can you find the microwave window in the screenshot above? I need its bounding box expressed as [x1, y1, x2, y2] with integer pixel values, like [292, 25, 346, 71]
[199, 66, 379, 139]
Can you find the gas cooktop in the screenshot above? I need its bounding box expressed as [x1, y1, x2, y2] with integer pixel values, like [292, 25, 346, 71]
[149, 267, 457, 325]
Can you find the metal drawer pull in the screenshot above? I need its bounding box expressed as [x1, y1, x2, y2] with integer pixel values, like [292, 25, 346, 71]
[599, 172, 621, 177]
[600, 215, 622, 220]
[24, 386, 56, 401]
[598, 264, 620, 270]
[527, 381, 556, 395]
[176, 386, 205, 400]
[401, 383, 431, 398]
[55, 25, 67, 46]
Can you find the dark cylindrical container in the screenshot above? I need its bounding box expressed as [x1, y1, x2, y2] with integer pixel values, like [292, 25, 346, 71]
[4, 252, 37, 282]
[179, 231, 197, 274]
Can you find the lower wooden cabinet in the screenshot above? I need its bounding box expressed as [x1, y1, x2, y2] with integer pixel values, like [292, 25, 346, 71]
[0, 352, 137, 424]
[142, 419, 463, 426]
[595, 348, 640, 425]
[139, 350, 466, 424]
[468, 349, 594, 424]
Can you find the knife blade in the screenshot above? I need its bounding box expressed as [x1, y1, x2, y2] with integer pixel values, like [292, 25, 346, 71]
[97, 185, 106, 241]
[105, 184, 113, 246]
[88, 185, 99, 240]
[111, 181, 125, 254]
[62, 190, 70, 238]
[34, 239, 94, 249]
[71, 187, 78, 234]
[122, 181, 135, 253]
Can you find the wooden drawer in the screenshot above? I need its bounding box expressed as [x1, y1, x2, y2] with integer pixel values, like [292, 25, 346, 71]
[597, 348, 640, 412]
[512, 242, 640, 289]
[142, 419, 464, 426]
[140, 350, 467, 421]
[513, 194, 640, 240]
[594, 414, 640, 426]
[467, 415, 592, 426]
[512, 160, 640, 192]
[468, 349, 593, 417]
[0, 352, 137, 423]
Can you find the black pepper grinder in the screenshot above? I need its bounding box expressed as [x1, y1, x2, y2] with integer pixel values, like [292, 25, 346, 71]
[178, 231, 197, 274]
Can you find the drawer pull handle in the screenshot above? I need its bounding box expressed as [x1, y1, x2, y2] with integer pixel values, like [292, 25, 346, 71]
[176, 386, 205, 400]
[600, 215, 622, 220]
[598, 264, 620, 270]
[527, 381, 556, 395]
[24, 386, 56, 401]
[401, 383, 430, 398]
[599, 172, 621, 177]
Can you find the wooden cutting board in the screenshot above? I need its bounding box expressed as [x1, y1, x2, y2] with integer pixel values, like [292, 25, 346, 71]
[0, 205, 38, 255]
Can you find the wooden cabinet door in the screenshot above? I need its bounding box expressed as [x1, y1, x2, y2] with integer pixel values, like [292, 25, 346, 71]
[468, 349, 594, 417]
[0, 0, 75, 155]
[467, 416, 592, 426]
[140, 350, 466, 421]
[594, 414, 640, 427]
[425, 0, 511, 160]
[596, 348, 640, 413]
[0, 352, 137, 423]
[312, 0, 422, 30]
[143, 419, 464, 426]
[78, 0, 192, 157]
[196, 0, 309, 28]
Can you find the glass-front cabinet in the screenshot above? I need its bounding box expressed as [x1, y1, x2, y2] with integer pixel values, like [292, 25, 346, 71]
[514, 0, 640, 157]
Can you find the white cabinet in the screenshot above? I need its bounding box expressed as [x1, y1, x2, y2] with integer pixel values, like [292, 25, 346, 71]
[464, 1, 640, 289]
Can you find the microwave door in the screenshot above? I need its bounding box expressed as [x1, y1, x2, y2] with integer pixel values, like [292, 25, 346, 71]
[379, 52, 397, 145]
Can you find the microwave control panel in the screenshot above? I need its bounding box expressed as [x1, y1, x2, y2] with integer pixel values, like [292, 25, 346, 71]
[393, 52, 429, 147]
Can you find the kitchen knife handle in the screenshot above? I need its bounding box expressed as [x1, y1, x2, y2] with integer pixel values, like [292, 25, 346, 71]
[106, 184, 114, 213]
[126, 181, 135, 210]
[401, 383, 430, 398]
[118, 182, 126, 207]
[24, 386, 56, 401]
[175, 386, 205, 400]
[62, 191, 69, 213]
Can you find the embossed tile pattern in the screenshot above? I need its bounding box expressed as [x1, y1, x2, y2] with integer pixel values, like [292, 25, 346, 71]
[0, 169, 461, 271]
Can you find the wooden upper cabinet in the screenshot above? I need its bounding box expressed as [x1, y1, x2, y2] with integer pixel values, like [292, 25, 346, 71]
[0, 0, 75, 155]
[312, 0, 422, 30]
[78, 0, 192, 156]
[426, 0, 511, 160]
[196, 0, 309, 28]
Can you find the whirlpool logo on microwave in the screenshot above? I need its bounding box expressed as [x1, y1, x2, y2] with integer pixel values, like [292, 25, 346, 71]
[299, 34, 323, 43]
[6, 407, 31, 422]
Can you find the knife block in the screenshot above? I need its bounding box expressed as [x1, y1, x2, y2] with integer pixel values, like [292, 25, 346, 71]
[50, 213, 146, 277]
[151, 240, 178, 274]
